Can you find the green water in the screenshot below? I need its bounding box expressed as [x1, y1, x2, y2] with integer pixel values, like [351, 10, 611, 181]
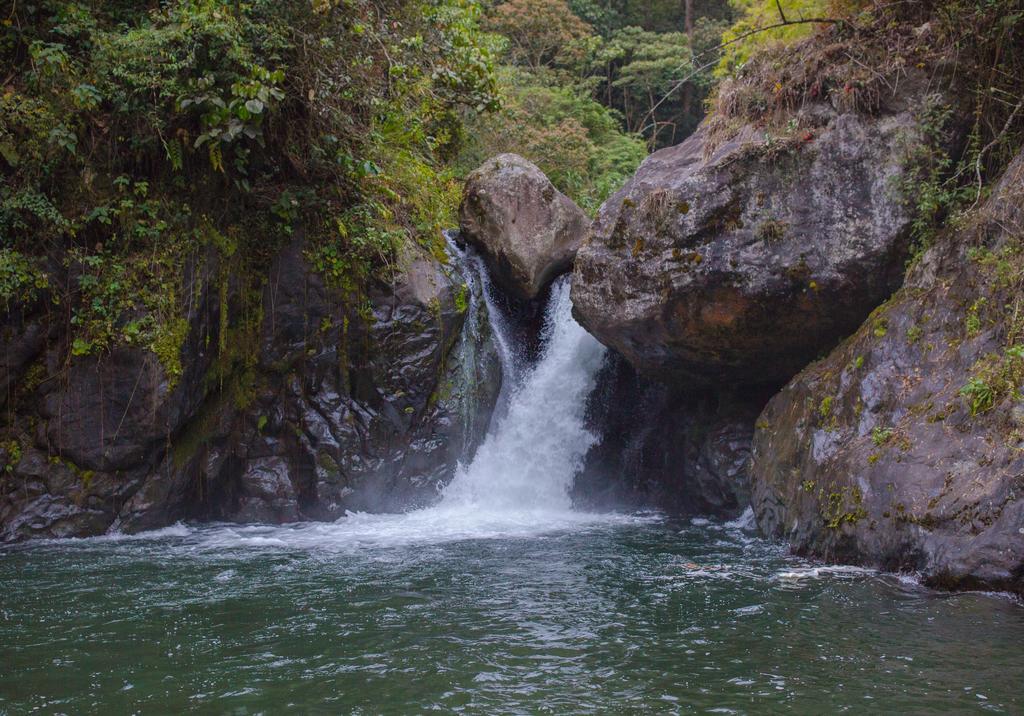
[1, 515, 1022, 714]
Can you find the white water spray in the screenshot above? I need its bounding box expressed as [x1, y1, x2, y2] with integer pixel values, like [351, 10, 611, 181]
[111, 245, 627, 549]
[440, 277, 606, 512]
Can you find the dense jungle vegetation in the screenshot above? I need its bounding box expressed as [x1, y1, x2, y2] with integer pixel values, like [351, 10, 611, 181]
[2, 0, 1022, 387]
[0, 0, 738, 380]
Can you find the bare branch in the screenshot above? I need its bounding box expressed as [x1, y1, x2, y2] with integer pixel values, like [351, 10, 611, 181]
[775, 0, 788, 24]
[973, 96, 1024, 207]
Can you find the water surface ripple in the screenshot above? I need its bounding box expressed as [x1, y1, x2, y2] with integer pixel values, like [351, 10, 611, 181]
[2, 516, 1022, 714]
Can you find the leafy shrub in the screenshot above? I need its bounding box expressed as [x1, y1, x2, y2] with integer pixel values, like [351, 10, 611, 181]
[1, 0, 499, 366]
[871, 426, 893, 446]
[456, 67, 646, 212]
[961, 346, 1024, 417]
[0, 249, 49, 307]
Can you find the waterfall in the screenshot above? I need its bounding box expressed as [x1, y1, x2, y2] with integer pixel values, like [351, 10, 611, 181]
[203, 242, 618, 545]
[264, 246, 621, 543]
[445, 233, 523, 420]
[439, 273, 607, 512]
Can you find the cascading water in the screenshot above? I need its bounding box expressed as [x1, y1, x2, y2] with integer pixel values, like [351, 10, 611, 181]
[444, 232, 523, 420]
[438, 231, 609, 517]
[168, 240, 623, 547]
[440, 276, 606, 512]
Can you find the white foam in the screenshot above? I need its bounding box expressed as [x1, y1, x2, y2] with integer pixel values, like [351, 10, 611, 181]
[725, 507, 757, 531]
[63, 522, 194, 543]
[178, 509, 652, 553]
[776, 565, 876, 581]
[439, 278, 606, 514]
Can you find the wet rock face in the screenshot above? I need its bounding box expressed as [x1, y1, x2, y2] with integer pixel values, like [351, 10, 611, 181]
[460, 154, 590, 301]
[0, 256, 222, 540]
[212, 237, 502, 522]
[750, 152, 1024, 595]
[571, 94, 946, 387]
[574, 355, 766, 517]
[0, 447, 135, 540]
[0, 234, 502, 540]
[0, 298, 48, 413]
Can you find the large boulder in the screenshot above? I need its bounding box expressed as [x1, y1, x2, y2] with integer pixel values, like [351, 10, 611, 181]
[571, 86, 951, 386]
[460, 154, 589, 301]
[750, 151, 1024, 595]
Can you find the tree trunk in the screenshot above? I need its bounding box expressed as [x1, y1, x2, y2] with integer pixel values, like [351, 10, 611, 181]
[681, 0, 695, 123]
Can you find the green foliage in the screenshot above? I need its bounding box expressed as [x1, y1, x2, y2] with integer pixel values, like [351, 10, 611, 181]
[2, 0, 500, 368]
[901, 3, 1024, 259]
[454, 283, 470, 313]
[965, 298, 987, 337]
[457, 66, 646, 212]
[0, 249, 49, 306]
[151, 317, 190, 387]
[182, 65, 286, 158]
[598, 27, 693, 143]
[590, 16, 729, 146]
[815, 483, 867, 529]
[871, 426, 893, 446]
[485, 0, 593, 69]
[717, 0, 837, 75]
[960, 376, 996, 416]
[961, 346, 1024, 417]
[818, 395, 833, 418]
[898, 100, 978, 259]
[568, 0, 734, 36]
[1, 439, 23, 473]
[825, 494, 867, 528]
[485, 0, 732, 149]
[307, 204, 404, 291]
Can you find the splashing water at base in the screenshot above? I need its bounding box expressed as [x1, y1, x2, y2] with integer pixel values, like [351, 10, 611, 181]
[176, 262, 613, 549]
[318, 272, 614, 544]
[440, 276, 606, 513]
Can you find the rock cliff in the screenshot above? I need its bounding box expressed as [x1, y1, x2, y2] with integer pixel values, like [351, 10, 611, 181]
[0, 235, 500, 540]
[750, 151, 1024, 595]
